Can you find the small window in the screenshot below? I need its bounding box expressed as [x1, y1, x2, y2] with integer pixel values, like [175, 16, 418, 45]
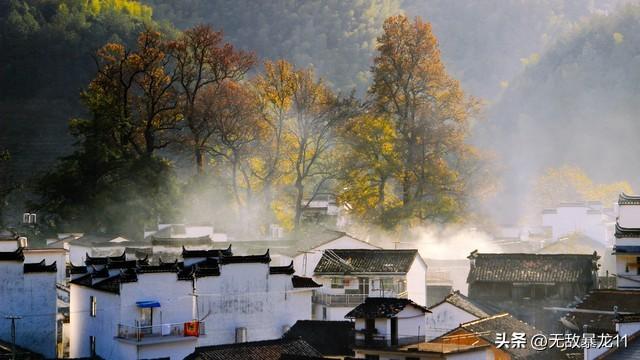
[331, 277, 344, 289]
[322, 307, 327, 320]
[90, 296, 97, 317]
[89, 336, 96, 356]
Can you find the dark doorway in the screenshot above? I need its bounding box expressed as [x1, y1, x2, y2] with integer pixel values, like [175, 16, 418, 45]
[390, 317, 398, 346]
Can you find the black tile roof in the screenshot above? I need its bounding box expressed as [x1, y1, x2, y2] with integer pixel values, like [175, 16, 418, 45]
[270, 261, 295, 275]
[219, 250, 271, 265]
[456, 313, 546, 359]
[562, 290, 640, 334]
[284, 320, 354, 356]
[615, 223, 640, 238]
[84, 251, 126, 265]
[24, 259, 57, 273]
[291, 276, 322, 288]
[0, 229, 18, 240]
[184, 338, 323, 360]
[467, 252, 599, 284]
[429, 290, 493, 318]
[182, 245, 232, 258]
[314, 249, 419, 275]
[345, 297, 430, 319]
[69, 263, 88, 274]
[0, 248, 24, 261]
[619, 193, 640, 205]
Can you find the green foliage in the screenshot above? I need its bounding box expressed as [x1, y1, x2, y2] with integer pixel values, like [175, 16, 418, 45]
[0, 0, 158, 99]
[142, 0, 402, 94]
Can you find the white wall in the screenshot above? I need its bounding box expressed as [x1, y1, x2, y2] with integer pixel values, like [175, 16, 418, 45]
[426, 302, 479, 340]
[24, 249, 67, 283]
[0, 260, 58, 358]
[618, 205, 640, 228]
[407, 257, 428, 307]
[542, 205, 610, 244]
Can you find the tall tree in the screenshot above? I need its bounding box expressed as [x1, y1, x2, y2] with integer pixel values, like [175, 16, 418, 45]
[367, 14, 478, 226]
[287, 67, 342, 230]
[37, 28, 181, 237]
[250, 60, 297, 225]
[168, 25, 255, 174]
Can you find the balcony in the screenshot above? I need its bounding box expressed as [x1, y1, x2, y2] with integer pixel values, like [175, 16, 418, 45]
[312, 291, 407, 307]
[116, 321, 205, 344]
[353, 334, 426, 349]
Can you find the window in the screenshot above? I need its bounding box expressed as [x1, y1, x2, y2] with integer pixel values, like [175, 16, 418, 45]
[322, 307, 327, 320]
[637, 257, 640, 275]
[331, 277, 344, 289]
[89, 336, 96, 357]
[90, 296, 96, 317]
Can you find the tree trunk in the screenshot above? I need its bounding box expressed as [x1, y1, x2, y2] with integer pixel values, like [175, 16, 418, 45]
[293, 180, 305, 232]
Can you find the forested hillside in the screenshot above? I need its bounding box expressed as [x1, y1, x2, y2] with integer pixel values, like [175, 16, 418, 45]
[0, 0, 166, 223]
[479, 2, 640, 219]
[143, 0, 401, 94]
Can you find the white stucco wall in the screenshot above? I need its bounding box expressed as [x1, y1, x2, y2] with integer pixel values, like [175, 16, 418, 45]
[542, 205, 610, 244]
[407, 257, 428, 307]
[0, 260, 58, 358]
[618, 205, 640, 228]
[425, 302, 479, 340]
[24, 248, 67, 283]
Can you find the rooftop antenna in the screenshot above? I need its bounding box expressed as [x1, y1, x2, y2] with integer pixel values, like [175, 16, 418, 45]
[4, 315, 21, 360]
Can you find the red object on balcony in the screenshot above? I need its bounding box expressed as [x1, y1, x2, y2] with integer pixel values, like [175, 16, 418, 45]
[184, 321, 200, 337]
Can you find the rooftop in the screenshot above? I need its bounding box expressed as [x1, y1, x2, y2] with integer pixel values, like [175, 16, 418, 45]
[429, 290, 493, 318]
[284, 320, 354, 356]
[182, 245, 233, 258]
[619, 193, 640, 205]
[184, 338, 322, 360]
[467, 251, 599, 284]
[0, 248, 24, 261]
[314, 249, 419, 275]
[345, 297, 430, 319]
[450, 313, 546, 359]
[562, 289, 640, 334]
[23, 259, 57, 273]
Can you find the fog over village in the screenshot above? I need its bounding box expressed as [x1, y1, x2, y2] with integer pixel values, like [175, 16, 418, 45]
[2, 1, 640, 359]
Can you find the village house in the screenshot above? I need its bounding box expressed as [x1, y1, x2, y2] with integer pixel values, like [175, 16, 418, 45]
[429, 313, 550, 359]
[68, 246, 321, 360]
[426, 290, 496, 340]
[184, 337, 325, 360]
[541, 201, 615, 245]
[560, 289, 640, 335]
[467, 251, 600, 332]
[0, 246, 58, 358]
[346, 297, 430, 354]
[613, 193, 640, 289]
[311, 249, 427, 321]
[283, 320, 355, 358]
[584, 313, 640, 359]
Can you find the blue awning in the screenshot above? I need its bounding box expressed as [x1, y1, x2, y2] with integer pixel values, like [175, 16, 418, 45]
[613, 246, 640, 255]
[136, 300, 161, 308]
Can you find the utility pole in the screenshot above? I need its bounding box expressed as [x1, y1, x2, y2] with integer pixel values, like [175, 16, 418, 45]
[5, 315, 21, 360]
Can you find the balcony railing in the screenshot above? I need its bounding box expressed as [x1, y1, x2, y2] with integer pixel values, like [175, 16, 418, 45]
[312, 291, 407, 306]
[116, 321, 205, 342]
[354, 334, 426, 349]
